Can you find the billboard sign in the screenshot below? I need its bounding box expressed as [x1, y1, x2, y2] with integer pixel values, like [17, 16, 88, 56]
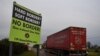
[9, 2, 42, 44]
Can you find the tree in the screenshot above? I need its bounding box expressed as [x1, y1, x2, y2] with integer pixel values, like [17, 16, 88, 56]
[0, 39, 9, 56]
[0, 38, 28, 56]
[92, 44, 99, 52]
[87, 41, 92, 49]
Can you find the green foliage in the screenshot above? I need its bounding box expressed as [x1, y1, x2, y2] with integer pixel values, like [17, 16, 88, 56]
[88, 48, 100, 56]
[87, 41, 92, 48]
[0, 38, 28, 56]
[13, 42, 28, 55]
[0, 39, 10, 56]
[19, 51, 36, 56]
[88, 52, 98, 56]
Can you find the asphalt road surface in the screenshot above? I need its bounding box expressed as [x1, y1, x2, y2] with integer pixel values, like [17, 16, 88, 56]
[32, 48, 56, 56]
[39, 49, 56, 56]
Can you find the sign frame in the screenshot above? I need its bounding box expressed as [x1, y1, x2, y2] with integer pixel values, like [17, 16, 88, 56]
[9, 2, 42, 44]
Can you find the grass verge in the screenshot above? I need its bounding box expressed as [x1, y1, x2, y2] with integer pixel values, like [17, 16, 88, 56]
[19, 51, 36, 56]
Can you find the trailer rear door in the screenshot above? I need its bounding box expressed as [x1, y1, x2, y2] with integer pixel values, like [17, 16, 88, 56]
[70, 27, 86, 51]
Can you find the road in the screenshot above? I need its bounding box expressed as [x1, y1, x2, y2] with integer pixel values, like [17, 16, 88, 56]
[39, 49, 56, 56]
[32, 48, 56, 56]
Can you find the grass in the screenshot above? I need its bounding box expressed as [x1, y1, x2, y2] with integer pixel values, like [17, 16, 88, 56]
[88, 52, 98, 56]
[19, 51, 36, 56]
[88, 48, 100, 56]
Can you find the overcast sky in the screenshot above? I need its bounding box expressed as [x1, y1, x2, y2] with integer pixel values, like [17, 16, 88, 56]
[0, 0, 100, 45]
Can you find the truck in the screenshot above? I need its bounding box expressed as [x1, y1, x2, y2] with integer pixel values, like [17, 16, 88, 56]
[45, 27, 87, 56]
